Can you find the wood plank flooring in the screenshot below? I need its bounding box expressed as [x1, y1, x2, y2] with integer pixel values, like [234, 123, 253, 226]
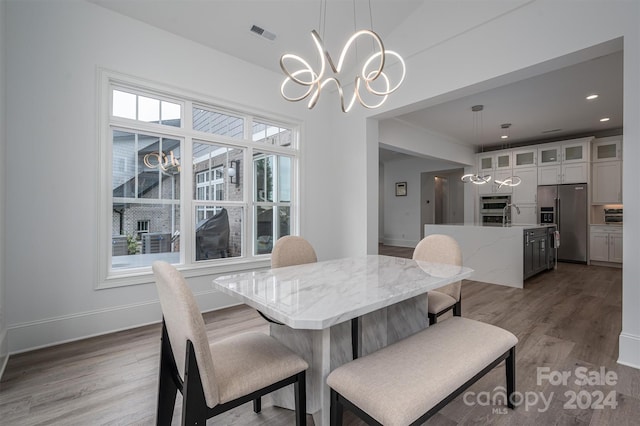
[0, 245, 638, 425]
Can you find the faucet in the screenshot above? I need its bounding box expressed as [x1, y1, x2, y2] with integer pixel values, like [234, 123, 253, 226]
[503, 203, 521, 226]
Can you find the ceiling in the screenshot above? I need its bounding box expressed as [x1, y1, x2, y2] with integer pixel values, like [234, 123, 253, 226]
[88, 0, 624, 159]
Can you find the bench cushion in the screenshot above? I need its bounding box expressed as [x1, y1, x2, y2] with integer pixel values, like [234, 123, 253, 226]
[326, 317, 517, 426]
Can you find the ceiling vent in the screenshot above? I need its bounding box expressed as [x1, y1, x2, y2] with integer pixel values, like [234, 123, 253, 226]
[250, 25, 276, 41]
[542, 128, 563, 134]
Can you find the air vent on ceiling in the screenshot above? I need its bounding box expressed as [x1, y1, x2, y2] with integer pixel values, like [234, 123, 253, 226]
[542, 128, 563, 134]
[250, 24, 276, 41]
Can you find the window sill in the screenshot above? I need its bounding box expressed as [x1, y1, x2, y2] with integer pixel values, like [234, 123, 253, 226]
[96, 257, 272, 290]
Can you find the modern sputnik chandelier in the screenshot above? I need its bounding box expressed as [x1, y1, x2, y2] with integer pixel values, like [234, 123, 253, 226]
[279, 0, 406, 113]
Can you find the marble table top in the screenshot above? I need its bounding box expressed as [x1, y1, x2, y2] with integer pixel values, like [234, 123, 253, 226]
[213, 255, 473, 330]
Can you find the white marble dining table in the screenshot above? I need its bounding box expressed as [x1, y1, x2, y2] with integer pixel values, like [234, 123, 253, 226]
[212, 254, 473, 426]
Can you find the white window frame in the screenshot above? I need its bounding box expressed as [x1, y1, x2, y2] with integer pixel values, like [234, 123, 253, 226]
[97, 70, 300, 289]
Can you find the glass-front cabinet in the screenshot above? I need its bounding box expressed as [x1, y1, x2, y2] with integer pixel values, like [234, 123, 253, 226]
[495, 151, 512, 170]
[538, 144, 561, 166]
[561, 138, 591, 163]
[593, 137, 622, 162]
[512, 148, 536, 169]
[478, 153, 494, 172]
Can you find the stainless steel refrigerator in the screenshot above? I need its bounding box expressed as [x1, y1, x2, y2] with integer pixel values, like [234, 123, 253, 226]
[537, 184, 588, 263]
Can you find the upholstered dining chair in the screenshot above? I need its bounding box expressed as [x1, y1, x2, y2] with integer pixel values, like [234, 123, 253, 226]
[412, 234, 463, 325]
[152, 261, 308, 426]
[255, 235, 319, 326]
[271, 235, 318, 268]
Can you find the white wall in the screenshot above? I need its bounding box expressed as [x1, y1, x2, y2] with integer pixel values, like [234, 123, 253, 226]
[619, 2, 640, 369]
[4, 0, 335, 353]
[0, 0, 8, 377]
[4, 0, 640, 370]
[360, 1, 640, 368]
[381, 158, 465, 247]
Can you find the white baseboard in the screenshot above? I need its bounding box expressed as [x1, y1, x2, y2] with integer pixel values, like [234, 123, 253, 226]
[382, 238, 418, 248]
[618, 332, 640, 370]
[6, 290, 239, 354]
[0, 328, 8, 380]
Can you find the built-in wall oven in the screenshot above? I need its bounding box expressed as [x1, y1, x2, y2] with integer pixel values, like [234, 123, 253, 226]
[480, 195, 511, 226]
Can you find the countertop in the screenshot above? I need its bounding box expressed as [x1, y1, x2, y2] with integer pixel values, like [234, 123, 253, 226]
[427, 223, 556, 230]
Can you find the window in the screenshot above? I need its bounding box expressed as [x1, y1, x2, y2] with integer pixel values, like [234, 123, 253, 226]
[137, 220, 150, 234]
[100, 72, 299, 287]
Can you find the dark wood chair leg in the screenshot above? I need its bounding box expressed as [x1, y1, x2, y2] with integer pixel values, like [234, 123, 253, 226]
[295, 371, 306, 426]
[453, 300, 462, 316]
[330, 389, 343, 426]
[253, 397, 261, 413]
[157, 323, 178, 426]
[506, 346, 516, 409]
[428, 313, 437, 325]
[182, 342, 208, 426]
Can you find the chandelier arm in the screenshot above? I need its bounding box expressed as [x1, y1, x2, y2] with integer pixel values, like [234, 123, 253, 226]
[364, 50, 405, 95]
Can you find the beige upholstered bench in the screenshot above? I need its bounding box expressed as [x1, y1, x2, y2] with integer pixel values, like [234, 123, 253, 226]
[327, 317, 518, 426]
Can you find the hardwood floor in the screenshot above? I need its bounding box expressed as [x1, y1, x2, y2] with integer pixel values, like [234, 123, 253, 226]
[1, 248, 638, 425]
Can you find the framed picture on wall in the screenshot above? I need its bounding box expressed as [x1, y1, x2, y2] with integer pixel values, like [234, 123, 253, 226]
[395, 182, 407, 196]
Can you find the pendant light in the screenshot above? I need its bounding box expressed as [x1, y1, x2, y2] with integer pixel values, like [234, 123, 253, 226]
[461, 105, 492, 184]
[279, 0, 406, 112]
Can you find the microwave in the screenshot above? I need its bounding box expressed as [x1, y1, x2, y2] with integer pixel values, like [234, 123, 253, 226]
[604, 208, 623, 224]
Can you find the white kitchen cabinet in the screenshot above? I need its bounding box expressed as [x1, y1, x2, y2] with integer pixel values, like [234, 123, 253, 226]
[590, 225, 622, 264]
[562, 138, 591, 163]
[511, 167, 538, 204]
[592, 161, 622, 204]
[538, 165, 561, 185]
[512, 148, 536, 169]
[562, 162, 589, 184]
[538, 162, 588, 185]
[478, 154, 494, 173]
[538, 144, 561, 166]
[592, 137, 622, 162]
[590, 232, 610, 261]
[494, 169, 514, 194]
[495, 151, 512, 170]
[478, 169, 513, 195]
[478, 152, 511, 171]
[511, 204, 537, 225]
[610, 233, 623, 263]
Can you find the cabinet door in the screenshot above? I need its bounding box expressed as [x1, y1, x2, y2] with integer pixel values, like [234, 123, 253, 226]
[592, 161, 622, 204]
[495, 152, 512, 170]
[511, 167, 538, 204]
[512, 149, 536, 169]
[538, 165, 561, 185]
[609, 233, 623, 263]
[524, 234, 534, 279]
[478, 154, 494, 172]
[562, 141, 588, 163]
[512, 204, 537, 225]
[493, 169, 514, 194]
[593, 138, 622, 162]
[589, 233, 610, 261]
[477, 179, 494, 195]
[562, 162, 588, 184]
[538, 144, 561, 166]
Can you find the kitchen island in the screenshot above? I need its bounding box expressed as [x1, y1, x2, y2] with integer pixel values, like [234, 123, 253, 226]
[424, 224, 556, 288]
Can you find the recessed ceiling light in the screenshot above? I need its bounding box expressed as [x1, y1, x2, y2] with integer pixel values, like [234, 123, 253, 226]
[586, 94, 599, 100]
[600, 117, 610, 122]
[501, 135, 508, 139]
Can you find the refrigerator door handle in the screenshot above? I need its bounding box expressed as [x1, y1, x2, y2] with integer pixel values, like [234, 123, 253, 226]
[556, 198, 560, 233]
